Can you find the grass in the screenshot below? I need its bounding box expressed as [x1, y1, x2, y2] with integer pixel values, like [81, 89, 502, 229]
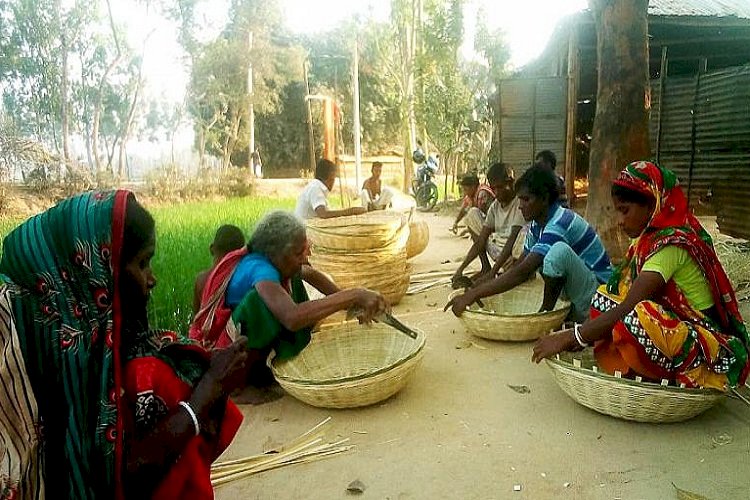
[0, 196, 296, 333]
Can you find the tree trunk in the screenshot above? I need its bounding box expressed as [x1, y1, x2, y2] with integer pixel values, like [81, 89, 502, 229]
[118, 70, 144, 181]
[402, 125, 413, 193]
[60, 32, 71, 175]
[93, 0, 124, 175]
[106, 135, 118, 173]
[198, 126, 207, 170]
[222, 112, 241, 171]
[586, 0, 651, 261]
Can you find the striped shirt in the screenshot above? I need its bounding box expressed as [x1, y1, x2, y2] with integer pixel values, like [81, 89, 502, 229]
[524, 204, 612, 283]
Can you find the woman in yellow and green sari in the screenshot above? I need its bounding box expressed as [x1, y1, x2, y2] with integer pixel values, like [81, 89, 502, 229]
[533, 161, 750, 390]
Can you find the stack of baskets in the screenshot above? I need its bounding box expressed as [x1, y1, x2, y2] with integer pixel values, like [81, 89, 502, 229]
[546, 349, 726, 422]
[307, 212, 411, 305]
[271, 322, 426, 408]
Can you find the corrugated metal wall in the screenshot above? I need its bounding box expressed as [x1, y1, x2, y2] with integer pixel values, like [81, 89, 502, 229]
[497, 77, 567, 177]
[650, 64, 750, 238]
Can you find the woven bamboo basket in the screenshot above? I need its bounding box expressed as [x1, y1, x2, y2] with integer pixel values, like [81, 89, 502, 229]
[271, 322, 426, 408]
[379, 273, 411, 305]
[308, 249, 407, 277]
[545, 349, 726, 423]
[306, 212, 408, 252]
[451, 280, 570, 341]
[406, 220, 429, 259]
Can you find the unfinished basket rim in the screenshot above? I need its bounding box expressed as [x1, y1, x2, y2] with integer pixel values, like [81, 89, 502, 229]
[544, 349, 726, 423]
[306, 211, 405, 230]
[546, 350, 726, 396]
[271, 323, 426, 386]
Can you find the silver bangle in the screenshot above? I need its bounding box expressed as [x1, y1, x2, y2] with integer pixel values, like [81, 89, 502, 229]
[573, 323, 588, 348]
[178, 401, 201, 436]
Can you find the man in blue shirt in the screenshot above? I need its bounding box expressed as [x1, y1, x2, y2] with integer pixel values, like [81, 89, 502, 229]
[446, 164, 612, 322]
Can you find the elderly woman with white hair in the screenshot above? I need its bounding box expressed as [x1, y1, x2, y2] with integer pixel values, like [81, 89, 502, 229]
[191, 210, 387, 388]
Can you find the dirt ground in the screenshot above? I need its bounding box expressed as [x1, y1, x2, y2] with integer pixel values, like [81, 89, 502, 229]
[218, 209, 749, 500]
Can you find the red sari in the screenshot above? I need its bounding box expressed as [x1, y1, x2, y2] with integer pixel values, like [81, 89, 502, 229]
[123, 330, 242, 499]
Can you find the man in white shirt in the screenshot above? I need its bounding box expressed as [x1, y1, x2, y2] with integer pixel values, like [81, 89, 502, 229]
[452, 162, 526, 286]
[295, 158, 367, 220]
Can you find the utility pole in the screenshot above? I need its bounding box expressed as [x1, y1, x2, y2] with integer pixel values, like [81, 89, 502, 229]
[303, 59, 316, 172]
[247, 31, 255, 173]
[352, 36, 362, 190]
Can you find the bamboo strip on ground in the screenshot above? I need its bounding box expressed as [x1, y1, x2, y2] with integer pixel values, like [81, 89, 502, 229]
[210, 417, 353, 487]
[407, 277, 451, 295]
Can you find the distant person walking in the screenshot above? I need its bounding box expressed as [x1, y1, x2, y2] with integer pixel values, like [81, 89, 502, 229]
[252, 147, 263, 178]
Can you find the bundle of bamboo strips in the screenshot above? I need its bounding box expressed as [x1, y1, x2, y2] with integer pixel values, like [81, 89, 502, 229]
[210, 417, 353, 487]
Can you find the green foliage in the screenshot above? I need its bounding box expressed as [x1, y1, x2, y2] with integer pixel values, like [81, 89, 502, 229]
[1, 0, 511, 180]
[474, 7, 511, 85]
[237, 81, 310, 172]
[187, 0, 304, 170]
[0, 0, 147, 177]
[300, 18, 402, 155]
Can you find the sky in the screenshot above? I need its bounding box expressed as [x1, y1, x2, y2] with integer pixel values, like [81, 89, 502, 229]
[117, 0, 588, 105]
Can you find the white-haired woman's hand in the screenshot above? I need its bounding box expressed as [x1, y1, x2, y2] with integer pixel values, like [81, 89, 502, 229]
[353, 288, 388, 324]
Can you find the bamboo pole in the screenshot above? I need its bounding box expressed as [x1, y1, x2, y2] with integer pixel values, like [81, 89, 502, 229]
[564, 28, 578, 205]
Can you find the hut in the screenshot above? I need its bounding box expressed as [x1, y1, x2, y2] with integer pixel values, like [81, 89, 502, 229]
[492, 0, 750, 237]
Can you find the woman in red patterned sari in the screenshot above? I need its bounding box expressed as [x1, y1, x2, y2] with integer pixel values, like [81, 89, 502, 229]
[533, 161, 750, 390]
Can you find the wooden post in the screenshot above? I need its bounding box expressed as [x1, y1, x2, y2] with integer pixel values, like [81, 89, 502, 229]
[247, 31, 255, 174]
[655, 45, 668, 163]
[303, 60, 316, 173]
[497, 82, 503, 163]
[564, 28, 579, 205]
[352, 38, 362, 190]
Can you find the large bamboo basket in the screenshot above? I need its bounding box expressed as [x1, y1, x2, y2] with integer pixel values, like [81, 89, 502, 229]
[271, 322, 426, 408]
[546, 349, 726, 423]
[406, 220, 429, 259]
[379, 273, 411, 305]
[451, 280, 570, 341]
[308, 249, 407, 276]
[306, 212, 408, 252]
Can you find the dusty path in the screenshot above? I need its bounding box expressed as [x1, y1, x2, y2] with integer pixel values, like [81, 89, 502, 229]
[216, 210, 749, 500]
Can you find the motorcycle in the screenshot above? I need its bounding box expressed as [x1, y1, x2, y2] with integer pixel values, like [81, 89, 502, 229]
[411, 150, 439, 211]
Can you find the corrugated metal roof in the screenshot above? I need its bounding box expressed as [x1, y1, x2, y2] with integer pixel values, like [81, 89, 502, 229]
[651, 64, 750, 238]
[648, 0, 750, 20]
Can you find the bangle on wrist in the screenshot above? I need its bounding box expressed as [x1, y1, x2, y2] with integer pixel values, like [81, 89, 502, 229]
[178, 401, 201, 436]
[573, 323, 588, 348]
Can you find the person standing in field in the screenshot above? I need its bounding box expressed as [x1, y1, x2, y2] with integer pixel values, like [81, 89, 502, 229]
[193, 225, 246, 315]
[295, 158, 366, 220]
[361, 161, 395, 211]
